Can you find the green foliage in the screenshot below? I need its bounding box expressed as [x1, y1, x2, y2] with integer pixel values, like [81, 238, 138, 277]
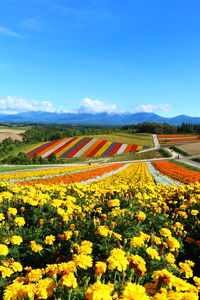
[21, 125, 119, 143]
[192, 158, 200, 163]
[158, 148, 172, 158]
[123, 122, 200, 134]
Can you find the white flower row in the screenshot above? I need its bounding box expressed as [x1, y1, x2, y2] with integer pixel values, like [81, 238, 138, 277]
[146, 162, 181, 186]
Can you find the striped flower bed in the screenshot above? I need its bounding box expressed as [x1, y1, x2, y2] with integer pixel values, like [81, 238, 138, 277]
[25, 137, 148, 158]
[17, 163, 126, 185]
[158, 134, 200, 144]
[152, 160, 200, 184]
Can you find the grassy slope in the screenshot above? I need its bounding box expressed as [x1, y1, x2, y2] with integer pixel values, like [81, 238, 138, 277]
[87, 133, 153, 146]
[0, 126, 32, 130]
[0, 142, 41, 160]
[0, 165, 57, 172]
[108, 150, 163, 162]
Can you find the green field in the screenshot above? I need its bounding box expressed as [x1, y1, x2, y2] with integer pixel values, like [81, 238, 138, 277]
[0, 126, 31, 130]
[87, 133, 153, 146]
[0, 165, 58, 172]
[108, 149, 163, 162]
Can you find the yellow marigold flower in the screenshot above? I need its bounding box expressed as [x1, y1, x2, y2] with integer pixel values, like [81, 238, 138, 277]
[69, 223, 75, 230]
[120, 282, 150, 300]
[172, 276, 193, 292]
[36, 278, 56, 299]
[166, 253, 175, 264]
[130, 236, 145, 247]
[30, 241, 43, 253]
[10, 261, 23, 272]
[112, 232, 122, 240]
[26, 268, 43, 282]
[79, 240, 93, 255]
[61, 231, 73, 240]
[137, 231, 150, 241]
[10, 235, 23, 245]
[152, 269, 174, 288]
[107, 248, 128, 272]
[44, 235, 55, 245]
[0, 244, 9, 256]
[108, 199, 120, 207]
[58, 272, 77, 289]
[7, 207, 17, 216]
[166, 237, 180, 252]
[14, 217, 25, 227]
[0, 266, 14, 278]
[193, 276, 200, 289]
[94, 261, 107, 276]
[179, 261, 193, 278]
[73, 254, 93, 270]
[190, 210, 198, 216]
[135, 211, 146, 222]
[85, 281, 114, 300]
[128, 254, 146, 276]
[59, 261, 77, 275]
[160, 228, 172, 237]
[151, 290, 168, 300]
[3, 282, 25, 300]
[151, 236, 162, 245]
[0, 213, 5, 221]
[146, 247, 160, 260]
[45, 264, 59, 276]
[95, 225, 112, 237]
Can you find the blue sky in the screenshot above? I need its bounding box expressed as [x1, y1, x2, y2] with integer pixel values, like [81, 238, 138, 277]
[0, 0, 200, 117]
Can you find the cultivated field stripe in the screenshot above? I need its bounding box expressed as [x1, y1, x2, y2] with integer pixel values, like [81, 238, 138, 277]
[107, 143, 122, 156]
[101, 142, 117, 156]
[80, 139, 101, 157]
[24, 142, 47, 154]
[116, 143, 128, 154]
[29, 140, 60, 158]
[38, 139, 66, 157]
[27, 141, 53, 158]
[41, 138, 69, 158]
[123, 144, 133, 153]
[73, 138, 94, 157]
[65, 137, 91, 158]
[94, 141, 112, 157]
[87, 140, 106, 157]
[54, 137, 76, 157]
[59, 137, 83, 158]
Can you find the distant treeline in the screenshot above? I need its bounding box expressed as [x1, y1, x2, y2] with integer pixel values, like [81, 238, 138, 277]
[122, 122, 200, 134]
[21, 125, 119, 143]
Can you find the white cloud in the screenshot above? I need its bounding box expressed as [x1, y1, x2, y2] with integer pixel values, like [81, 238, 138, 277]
[0, 26, 22, 38]
[0, 96, 59, 114]
[135, 104, 173, 113]
[78, 98, 116, 114]
[0, 96, 117, 115]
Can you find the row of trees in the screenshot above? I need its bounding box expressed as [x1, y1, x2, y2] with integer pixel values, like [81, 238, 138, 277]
[1, 152, 60, 165]
[21, 125, 118, 143]
[122, 122, 200, 134]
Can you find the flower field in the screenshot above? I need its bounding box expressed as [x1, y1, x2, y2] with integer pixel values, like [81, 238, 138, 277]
[24, 137, 148, 158]
[152, 161, 200, 184]
[0, 162, 200, 299]
[158, 134, 200, 144]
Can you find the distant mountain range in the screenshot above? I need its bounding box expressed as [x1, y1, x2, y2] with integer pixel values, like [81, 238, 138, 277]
[0, 111, 200, 126]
